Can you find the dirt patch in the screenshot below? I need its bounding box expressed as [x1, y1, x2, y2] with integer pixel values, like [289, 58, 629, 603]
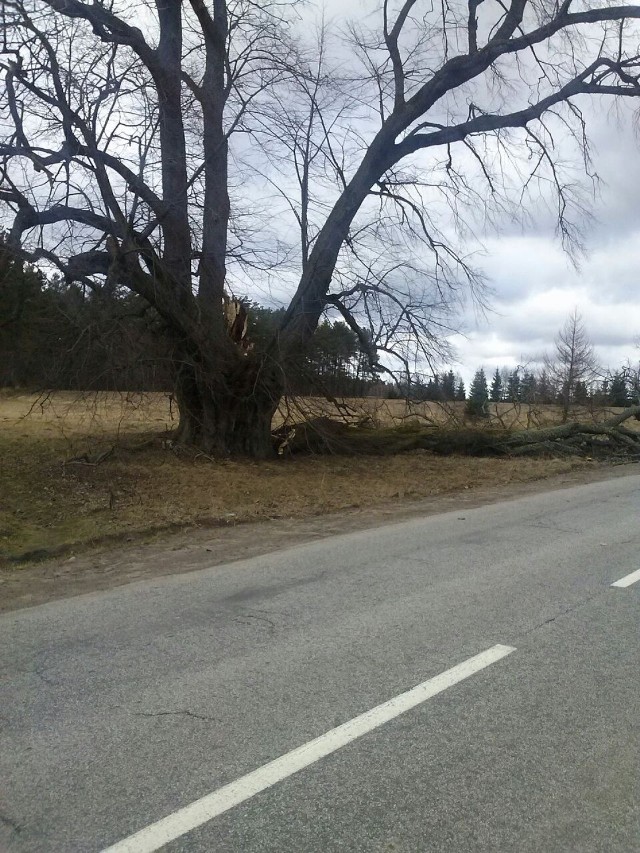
[1, 460, 636, 613]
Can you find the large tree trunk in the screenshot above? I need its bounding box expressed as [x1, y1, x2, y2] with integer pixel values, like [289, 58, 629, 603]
[172, 351, 282, 457]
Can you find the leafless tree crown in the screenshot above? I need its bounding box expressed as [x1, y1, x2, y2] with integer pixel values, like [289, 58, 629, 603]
[544, 308, 598, 417]
[2, 0, 640, 451]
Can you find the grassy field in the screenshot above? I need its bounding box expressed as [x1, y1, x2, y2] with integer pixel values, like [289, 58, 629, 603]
[0, 389, 612, 565]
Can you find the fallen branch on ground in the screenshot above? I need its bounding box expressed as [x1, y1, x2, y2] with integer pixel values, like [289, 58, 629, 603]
[65, 446, 114, 465]
[273, 406, 640, 459]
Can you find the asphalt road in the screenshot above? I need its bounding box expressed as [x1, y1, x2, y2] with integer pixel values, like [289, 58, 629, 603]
[1, 473, 639, 852]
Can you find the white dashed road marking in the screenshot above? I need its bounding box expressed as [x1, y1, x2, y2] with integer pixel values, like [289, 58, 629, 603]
[611, 569, 640, 588]
[100, 644, 515, 853]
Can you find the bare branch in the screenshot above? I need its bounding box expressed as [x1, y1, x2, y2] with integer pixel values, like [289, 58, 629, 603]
[383, 0, 419, 107]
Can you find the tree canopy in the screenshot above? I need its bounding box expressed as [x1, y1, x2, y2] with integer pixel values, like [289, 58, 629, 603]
[3, 0, 640, 454]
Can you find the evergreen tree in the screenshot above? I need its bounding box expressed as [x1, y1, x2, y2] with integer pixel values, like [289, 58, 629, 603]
[490, 368, 503, 402]
[507, 368, 521, 402]
[425, 375, 439, 400]
[608, 373, 629, 407]
[537, 370, 554, 404]
[431, 374, 442, 400]
[623, 359, 640, 404]
[424, 378, 434, 399]
[455, 380, 466, 401]
[442, 369, 457, 401]
[466, 368, 489, 419]
[574, 380, 589, 405]
[520, 371, 537, 402]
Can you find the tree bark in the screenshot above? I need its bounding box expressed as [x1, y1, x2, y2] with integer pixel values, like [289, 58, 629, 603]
[172, 350, 282, 457]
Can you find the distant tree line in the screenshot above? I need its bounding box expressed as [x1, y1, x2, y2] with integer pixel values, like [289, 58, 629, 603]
[465, 364, 639, 420]
[391, 369, 466, 402]
[3, 245, 638, 412]
[464, 311, 639, 420]
[0, 239, 383, 396]
[0, 237, 170, 390]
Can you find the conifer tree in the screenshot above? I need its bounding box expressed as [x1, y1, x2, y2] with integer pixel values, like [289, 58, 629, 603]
[608, 373, 629, 407]
[507, 369, 521, 402]
[490, 368, 503, 403]
[466, 368, 489, 419]
[521, 372, 537, 402]
[442, 370, 457, 401]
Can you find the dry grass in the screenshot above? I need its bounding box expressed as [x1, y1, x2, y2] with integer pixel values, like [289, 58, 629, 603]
[0, 389, 607, 564]
[277, 395, 632, 431]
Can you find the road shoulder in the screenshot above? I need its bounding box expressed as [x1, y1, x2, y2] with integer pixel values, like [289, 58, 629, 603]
[2, 461, 637, 613]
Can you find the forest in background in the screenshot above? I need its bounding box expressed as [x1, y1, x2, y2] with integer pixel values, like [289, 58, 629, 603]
[2, 239, 638, 410]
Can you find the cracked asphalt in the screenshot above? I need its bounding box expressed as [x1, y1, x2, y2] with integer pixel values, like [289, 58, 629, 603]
[1, 472, 639, 852]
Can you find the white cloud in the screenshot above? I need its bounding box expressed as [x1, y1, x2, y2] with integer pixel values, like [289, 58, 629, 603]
[450, 236, 640, 383]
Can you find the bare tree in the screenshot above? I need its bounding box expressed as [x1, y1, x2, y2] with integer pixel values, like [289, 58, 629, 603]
[621, 338, 640, 405]
[2, 0, 640, 455]
[545, 309, 598, 421]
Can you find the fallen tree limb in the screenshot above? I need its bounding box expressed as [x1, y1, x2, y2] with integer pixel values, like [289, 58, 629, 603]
[274, 408, 640, 459]
[500, 406, 640, 459]
[65, 446, 114, 465]
[604, 404, 640, 427]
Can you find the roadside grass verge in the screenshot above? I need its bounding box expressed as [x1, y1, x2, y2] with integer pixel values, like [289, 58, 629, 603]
[0, 390, 594, 565]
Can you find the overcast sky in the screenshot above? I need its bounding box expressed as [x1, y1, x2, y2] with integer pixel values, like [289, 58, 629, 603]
[312, 1, 640, 385]
[447, 103, 640, 385]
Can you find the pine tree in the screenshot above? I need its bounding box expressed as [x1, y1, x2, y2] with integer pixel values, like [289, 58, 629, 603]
[574, 380, 589, 405]
[507, 369, 521, 402]
[537, 370, 553, 404]
[608, 373, 629, 407]
[425, 374, 444, 401]
[466, 368, 489, 419]
[442, 369, 457, 401]
[455, 380, 466, 401]
[521, 371, 537, 402]
[490, 368, 503, 402]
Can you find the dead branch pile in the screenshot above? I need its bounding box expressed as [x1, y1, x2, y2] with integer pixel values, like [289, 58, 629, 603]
[494, 406, 640, 459]
[274, 406, 640, 459]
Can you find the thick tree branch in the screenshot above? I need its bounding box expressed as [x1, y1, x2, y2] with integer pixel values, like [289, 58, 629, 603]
[383, 0, 418, 107]
[10, 202, 121, 239]
[399, 4, 640, 130]
[467, 0, 485, 53]
[394, 60, 640, 159]
[325, 294, 380, 369]
[40, 0, 158, 71]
